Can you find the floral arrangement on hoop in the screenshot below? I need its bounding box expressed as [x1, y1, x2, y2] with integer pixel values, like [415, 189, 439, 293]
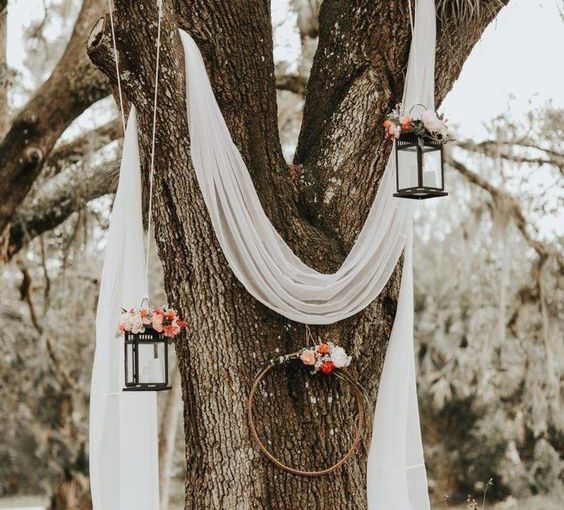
[299, 342, 352, 374]
[384, 103, 452, 143]
[118, 307, 187, 338]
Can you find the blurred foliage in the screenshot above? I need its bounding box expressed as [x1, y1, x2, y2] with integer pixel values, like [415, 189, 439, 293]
[414, 108, 563, 503]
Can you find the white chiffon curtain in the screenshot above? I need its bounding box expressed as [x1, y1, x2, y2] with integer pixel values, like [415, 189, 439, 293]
[90, 0, 435, 508]
[90, 110, 159, 510]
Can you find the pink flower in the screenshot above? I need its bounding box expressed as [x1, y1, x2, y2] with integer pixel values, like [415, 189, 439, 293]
[152, 319, 163, 333]
[163, 324, 178, 338]
[140, 308, 152, 325]
[164, 309, 177, 322]
[300, 349, 316, 366]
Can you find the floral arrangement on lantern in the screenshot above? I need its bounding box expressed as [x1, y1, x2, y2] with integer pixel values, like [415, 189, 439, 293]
[118, 307, 187, 338]
[384, 103, 451, 143]
[299, 342, 352, 374]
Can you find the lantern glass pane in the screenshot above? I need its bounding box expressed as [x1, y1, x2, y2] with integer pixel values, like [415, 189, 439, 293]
[125, 341, 135, 386]
[422, 150, 442, 189]
[138, 342, 166, 385]
[397, 147, 419, 190]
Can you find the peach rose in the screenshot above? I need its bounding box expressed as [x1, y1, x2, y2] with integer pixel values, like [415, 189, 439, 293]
[163, 324, 178, 338]
[317, 343, 330, 355]
[300, 349, 316, 366]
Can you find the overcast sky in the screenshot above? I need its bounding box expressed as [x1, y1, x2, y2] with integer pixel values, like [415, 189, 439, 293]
[440, 0, 564, 139]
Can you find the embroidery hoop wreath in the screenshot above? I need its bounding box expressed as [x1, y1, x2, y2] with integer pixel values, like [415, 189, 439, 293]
[247, 340, 367, 477]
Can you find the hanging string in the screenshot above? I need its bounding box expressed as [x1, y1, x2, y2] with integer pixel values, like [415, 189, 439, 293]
[106, 0, 126, 133]
[145, 0, 164, 295]
[107, 0, 164, 299]
[407, 0, 421, 111]
[408, 0, 415, 35]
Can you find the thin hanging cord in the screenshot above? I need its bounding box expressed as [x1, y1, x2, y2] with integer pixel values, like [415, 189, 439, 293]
[145, 0, 164, 295]
[107, 0, 126, 132]
[408, 0, 415, 35]
[106, 0, 164, 299]
[407, 0, 420, 109]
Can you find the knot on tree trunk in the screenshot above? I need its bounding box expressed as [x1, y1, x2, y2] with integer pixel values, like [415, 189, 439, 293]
[23, 146, 43, 166]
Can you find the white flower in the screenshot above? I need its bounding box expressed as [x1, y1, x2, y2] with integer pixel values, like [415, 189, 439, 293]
[437, 122, 449, 137]
[421, 110, 447, 135]
[130, 315, 145, 334]
[421, 110, 438, 127]
[120, 313, 134, 332]
[330, 346, 351, 369]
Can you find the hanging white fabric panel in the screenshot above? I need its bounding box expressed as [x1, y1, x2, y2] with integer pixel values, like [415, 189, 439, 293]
[367, 1, 434, 507]
[90, 109, 160, 510]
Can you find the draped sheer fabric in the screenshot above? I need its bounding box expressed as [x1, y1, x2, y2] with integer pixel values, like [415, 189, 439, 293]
[90, 110, 159, 510]
[91, 1, 434, 508]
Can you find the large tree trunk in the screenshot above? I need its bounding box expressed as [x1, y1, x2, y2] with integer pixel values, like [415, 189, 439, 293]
[88, 1, 508, 508]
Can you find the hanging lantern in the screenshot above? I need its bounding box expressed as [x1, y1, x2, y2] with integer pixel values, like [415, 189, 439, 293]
[119, 305, 187, 392]
[124, 329, 171, 391]
[393, 131, 447, 199]
[384, 104, 450, 200]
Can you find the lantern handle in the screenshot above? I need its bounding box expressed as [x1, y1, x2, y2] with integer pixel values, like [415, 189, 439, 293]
[407, 103, 429, 118]
[140, 296, 151, 309]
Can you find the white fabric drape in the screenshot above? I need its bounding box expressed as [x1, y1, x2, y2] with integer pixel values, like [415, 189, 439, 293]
[368, 0, 434, 506]
[91, 1, 434, 508]
[90, 109, 159, 510]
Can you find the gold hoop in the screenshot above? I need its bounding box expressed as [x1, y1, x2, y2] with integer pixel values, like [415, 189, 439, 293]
[247, 356, 366, 477]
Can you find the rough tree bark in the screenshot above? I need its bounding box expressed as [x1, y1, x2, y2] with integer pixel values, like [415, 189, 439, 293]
[88, 1, 508, 508]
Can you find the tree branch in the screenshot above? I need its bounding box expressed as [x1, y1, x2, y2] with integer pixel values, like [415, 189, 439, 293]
[449, 156, 561, 262]
[87, 0, 344, 270]
[5, 158, 119, 260]
[275, 68, 307, 96]
[46, 118, 122, 174]
[457, 139, 564, 175]
[0, 0, 110, 233]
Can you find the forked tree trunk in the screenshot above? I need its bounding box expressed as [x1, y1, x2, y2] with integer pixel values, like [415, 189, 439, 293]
[88, 1, 508, 508]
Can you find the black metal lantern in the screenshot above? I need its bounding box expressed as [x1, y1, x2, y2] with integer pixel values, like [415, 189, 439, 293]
[394, 131, 447, 199]
[123, 328, 171, 391]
